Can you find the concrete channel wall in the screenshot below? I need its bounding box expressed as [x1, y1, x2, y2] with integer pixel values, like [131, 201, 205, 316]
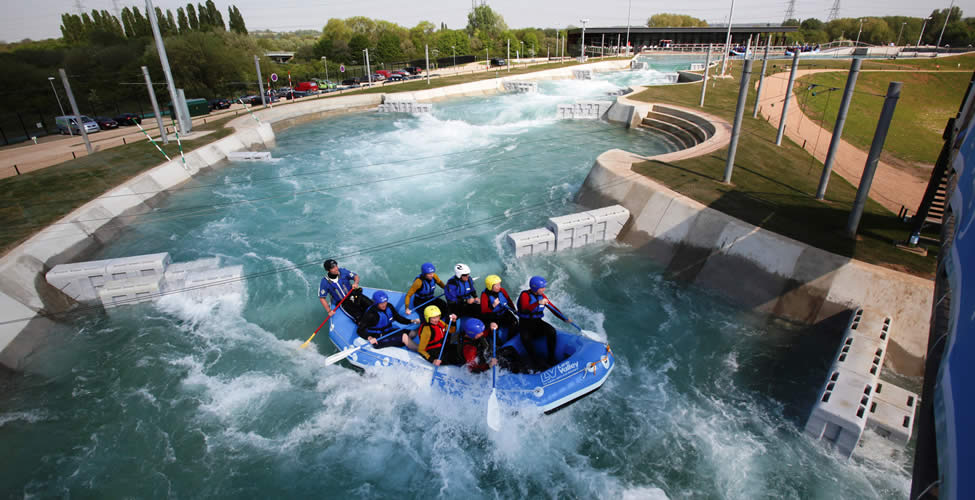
[576, 148, 934, 377]
[0, 59, 631, 371]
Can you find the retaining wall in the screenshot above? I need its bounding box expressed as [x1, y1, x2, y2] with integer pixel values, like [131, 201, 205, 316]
[576, 148, 934, 377]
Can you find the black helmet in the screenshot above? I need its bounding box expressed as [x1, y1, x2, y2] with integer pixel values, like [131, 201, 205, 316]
[323, 259, 338, 271]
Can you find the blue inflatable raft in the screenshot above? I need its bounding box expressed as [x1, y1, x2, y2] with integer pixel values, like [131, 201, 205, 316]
[326, 287, 615, 413]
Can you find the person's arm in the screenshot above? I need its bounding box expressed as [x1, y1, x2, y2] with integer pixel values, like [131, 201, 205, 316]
[356, 309, 376, 338]
[404, 278, 422, 312]
[444, 280, 458, 303]
[320, 297, 332, 313]
[417, 326, 433, 360]
[391, 306, 417, 325]
[434, 274, 446, 288]
[352, 272, 360, 288]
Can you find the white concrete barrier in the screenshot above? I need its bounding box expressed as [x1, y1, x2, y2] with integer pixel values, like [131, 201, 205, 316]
[690, 63, 705, 71]
[502, 81, 538, 93]
[547, 212, 596, 251]
[556, 101, 611, 120]
[99, 275, 164, 308]
[183, 265, 245, 299]
[507, 228, 556, 258]
[631, 61, 649, 70]
[104, 253, 170, 281]
[228, 151, 273, 161]
[377, 102, 432, 113]
[805, 367, 876, 458]
[588, 205, 630, 241]
[45, 259, 112, 303]
[162, 258, 221, 290]
[573, 69, 594, 80]
[868, 381, 917, 445]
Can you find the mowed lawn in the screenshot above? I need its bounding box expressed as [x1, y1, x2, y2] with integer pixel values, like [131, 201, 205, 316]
[796, 70, 969, 165]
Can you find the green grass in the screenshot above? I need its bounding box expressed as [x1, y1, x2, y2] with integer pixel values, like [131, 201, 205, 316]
[795, 71, 968, 165]
[629, 62, 937, 277]
[0, 116, 235, 256]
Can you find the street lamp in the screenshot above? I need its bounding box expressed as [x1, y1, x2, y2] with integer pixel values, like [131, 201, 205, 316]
[580, 18, 589, 59]
[896, 22, 906, 46]
[720, 0, 736, 76]
[363, 48, 371, 85]
[452, 45, 456, 67]
[47, 76, 70, 136]
[520, 41, 525, 63]
[855, 18, 864, 46]
[321, 56, 328, 85]
[918, 17, 932, 47]
[936, 0, 955, 50]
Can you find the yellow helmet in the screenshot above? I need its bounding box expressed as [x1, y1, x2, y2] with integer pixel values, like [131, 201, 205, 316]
[485, 275, 502, 290]
[424, 305, 442, 321]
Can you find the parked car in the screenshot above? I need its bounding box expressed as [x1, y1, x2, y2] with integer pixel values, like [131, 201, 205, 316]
[284, 90, 313, 100]
[249, 94, 280, 106]
[387, 74, 406, 82]
[93, 116, 118, 130]
[490, 58, 507, 67]
[341, 78, 362, 86]
[113, 112, 142, 126]
[55, 115, 99, 135]
[374, 70, 392, 79]
[392, 70, 410, 77]
[295, 81, 319, 92]
[403, 66, 423, 75]
[208, 98, 231, 110]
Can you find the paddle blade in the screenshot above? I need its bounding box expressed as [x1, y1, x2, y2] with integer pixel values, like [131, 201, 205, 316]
[299, 332, 317, 349]
[324, 346, 360, 366]
[487, 389, 501, 431]
[580, 329, 607, 342]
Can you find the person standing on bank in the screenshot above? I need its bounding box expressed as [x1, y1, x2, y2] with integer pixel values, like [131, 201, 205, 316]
[480, 274, 517, 332]
[517, 275, 559, 369]
[445, 263, 480, 318]
[404, 262, 447, 317]
[319, 259, 370, 321]
[357, 290, 420, 349]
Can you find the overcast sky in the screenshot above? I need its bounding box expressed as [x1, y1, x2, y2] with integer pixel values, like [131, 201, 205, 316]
[2, 0, 971, 43]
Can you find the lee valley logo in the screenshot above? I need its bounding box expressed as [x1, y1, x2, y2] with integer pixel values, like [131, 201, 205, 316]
[541, 361, 580, 384]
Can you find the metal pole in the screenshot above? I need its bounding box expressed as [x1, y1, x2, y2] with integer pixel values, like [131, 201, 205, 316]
[556, 31, 559, 62]
[254, 56, 266, 108]
[146, 0, 184, 134]
[486, 48, 489, 71]
[816, 58, 861, 199]
[58, 68, 92, 154]
[752, 36, 772, 118]
[48, 76, 71, 136]
[721, 0, 736, 76]
[855, 19, 863, 46]
[700, 44, 712, 107]
[324, 56, 329, 85]
[617, 34, 621, 55]
[918, 18, 930, 47]
[775, 50, 800, 146]
[846, 81, 902, 238]
[936, 0, 955, 50]
[580, 19, 588, 59]
[365, 49, 372, 85]
[424, 45, 430, 84]
[507, 39, 510, 73]
[141, 66, 169, 145]
[724, 59, 753, 184]
[601, 34, 605, 58]
[896, 22, 906, 46]
[626, 0, 631, 55]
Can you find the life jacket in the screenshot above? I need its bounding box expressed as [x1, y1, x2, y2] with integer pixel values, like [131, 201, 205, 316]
[364, 304, 396, 336]
[517, 290, 545, 320]
[421, 321, 446, 354]
[446, 276, 476, 303]
[483, 288, 509, 314]
[320, 270, 353, 304]
[461, 335, 490, 369]
[415, 274, 437, 303]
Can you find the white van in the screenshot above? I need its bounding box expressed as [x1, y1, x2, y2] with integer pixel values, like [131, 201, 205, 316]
[55, 115, 99, 135]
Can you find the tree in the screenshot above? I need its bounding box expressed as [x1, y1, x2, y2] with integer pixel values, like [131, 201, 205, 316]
[177, 7, 189, 33]
[187, 3, 199, 31]
[348, 33, 370, 58]
[466, 4, 507, 37]
[167, 10, 178, 35]
[121, 7, 136, 38]
[228, 6, 247, 34]
[646, 14, 707, 27]
[801, 18, 824, 31]
[131, 8, 149, 37]
[376, 32, 402, 61]
[206, 0, 225, 30]
[197, 3, 210, 30]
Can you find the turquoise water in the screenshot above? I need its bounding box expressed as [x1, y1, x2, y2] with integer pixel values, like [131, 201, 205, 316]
[0, 69, 912, 498]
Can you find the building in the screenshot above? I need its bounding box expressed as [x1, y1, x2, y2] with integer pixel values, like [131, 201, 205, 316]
[565, 25, 799, 52]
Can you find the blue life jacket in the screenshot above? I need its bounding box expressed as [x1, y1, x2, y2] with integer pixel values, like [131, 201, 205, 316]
[517, 290, 544, 320]
[414, 274, 437, 303]
[319, 268, 356, 304]
[364, 304, 396, 336]
[445, 276, 477, 303]
[483, 288, 509, 314]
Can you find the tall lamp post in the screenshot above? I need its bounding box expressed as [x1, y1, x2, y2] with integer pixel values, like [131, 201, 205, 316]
[47, 76, 70, 136]
[896, 22, 907, 46]
[720, 0, 736, 76]
[855, 18, 864, 46]
[936, 0, 956, 50]
[625, 0, 632, 55]
[321, 56, 328, 85]
[918, 17, 932, 47]
[452, 45, 456, 67]
[580, 18, 589, 58]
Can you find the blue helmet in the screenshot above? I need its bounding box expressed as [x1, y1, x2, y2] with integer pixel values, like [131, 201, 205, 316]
[372, 290, 389, 304]
[529, 275, 547, 291]
[464, 318, 486, 338]
[421, 262, 436, 274]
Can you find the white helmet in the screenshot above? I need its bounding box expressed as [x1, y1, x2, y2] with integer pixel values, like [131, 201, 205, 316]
[454, 263, 471, 278]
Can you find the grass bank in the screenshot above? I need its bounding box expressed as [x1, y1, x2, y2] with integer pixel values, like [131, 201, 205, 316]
[0, 116, 236, 256]
[629, 62, 937, 277]
[796, 71, 968, 165]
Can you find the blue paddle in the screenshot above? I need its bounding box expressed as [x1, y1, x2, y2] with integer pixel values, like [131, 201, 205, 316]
[430, 317, 455, 386]
[487, 323, 500, 430]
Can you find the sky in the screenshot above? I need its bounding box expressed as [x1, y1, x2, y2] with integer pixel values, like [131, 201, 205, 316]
[1, 0, 971, 43]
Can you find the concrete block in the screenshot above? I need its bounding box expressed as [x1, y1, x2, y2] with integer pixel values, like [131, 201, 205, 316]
[867, 380, 917, 445]
[104, 252, 171, 281]
[573, 69, 593, 80]
[183, 265, 245, 299]
[556, 101, 611, 120]
[502, 81, 538, 93]
[690, 63, 705, 71]
[547, 212, 596, 251]
[804, 368, 876, 458]
[507, 228, 556, 258]
[586, 205, 630, 241]
[162, 258, 220, 290]
[98, 275, 163, 308]
[228, 151, 273, 161]
[377, 102, 432, 113]
[46, 259, 110, 303]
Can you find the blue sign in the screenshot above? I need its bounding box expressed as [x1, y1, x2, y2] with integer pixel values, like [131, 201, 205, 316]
[340, 65, 346, 73]
[270, 73, 278, 82]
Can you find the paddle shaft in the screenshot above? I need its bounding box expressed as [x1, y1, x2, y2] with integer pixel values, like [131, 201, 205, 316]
[324, 326, 411, 366]
[410, 292, 445, 315]
[300, 286, 355, 349]
[540, 293, 583, 333]
[431, 318, 454, 385]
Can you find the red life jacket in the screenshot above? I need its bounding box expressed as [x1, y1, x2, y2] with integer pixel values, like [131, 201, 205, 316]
[421, 321, 446, 353]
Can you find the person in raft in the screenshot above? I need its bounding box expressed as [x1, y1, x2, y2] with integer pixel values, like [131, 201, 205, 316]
[445, 263, 481, 318]
[480, 274, 517, 332]
[356, 290, 420, 349]
[517, 276, 559, 369]
[319, 259, 370, 321]
[459, 318, 497, 373]
[404, 262, 447, 317]
[405, 305, 458, 366]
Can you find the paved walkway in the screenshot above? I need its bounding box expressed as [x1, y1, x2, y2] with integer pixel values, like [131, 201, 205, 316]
[756, 68, 929, 214]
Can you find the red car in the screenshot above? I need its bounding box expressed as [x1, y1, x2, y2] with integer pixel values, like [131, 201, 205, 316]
[374, 70, 392, 79]
[295, 81, 319, 92]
